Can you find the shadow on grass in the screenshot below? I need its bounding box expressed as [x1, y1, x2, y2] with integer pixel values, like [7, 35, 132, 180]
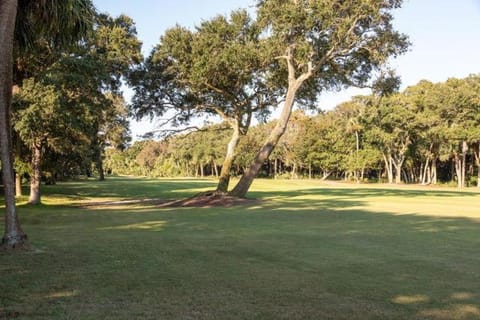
[87, 200, 480, 319]
[14, 176, 218, 204]
[3, 179, 480, 319]
[10, 199, 479, 319]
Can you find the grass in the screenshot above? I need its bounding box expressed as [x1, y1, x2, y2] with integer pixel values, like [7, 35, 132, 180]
[1, 177, 480, 319]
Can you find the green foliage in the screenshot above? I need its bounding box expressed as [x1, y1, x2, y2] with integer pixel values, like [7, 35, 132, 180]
[256, 0, 409, 104]
[131, 9, 277, 127]
[13, 79, 62, 146]
[13, 10, 141, 182]
[117, 75, 480, 187]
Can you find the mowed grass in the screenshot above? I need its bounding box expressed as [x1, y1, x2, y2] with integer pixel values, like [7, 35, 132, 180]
[1, 177, 480, 319]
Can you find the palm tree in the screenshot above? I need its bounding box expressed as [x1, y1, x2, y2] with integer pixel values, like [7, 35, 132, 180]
[0, 0, 94, 249]
[0, 0, 23, 249]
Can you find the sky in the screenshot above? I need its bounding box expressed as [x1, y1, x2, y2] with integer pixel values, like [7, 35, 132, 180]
[93, 0, 480, 139]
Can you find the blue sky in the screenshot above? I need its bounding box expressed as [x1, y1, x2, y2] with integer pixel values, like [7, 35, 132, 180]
[93, 0, 480, 138]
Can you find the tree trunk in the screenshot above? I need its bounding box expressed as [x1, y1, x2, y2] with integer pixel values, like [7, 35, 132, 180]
[461, 140, 467, 188]
[213, 161, 219, 178]
[308, 163, 312, 179]
[422, 158, 430, 184]
[454, 155, 462, 189]
[392, 157, 404, 184]
[217, 124, 240, 193]
[354, 131, 360, 181]
[229, 54, 311, 197]
[474, 144, 480, 188]
[96, 156, 105, 181]
[274, 158, 278, 179]
[477, 164, 480, 188]
[15, 172, 22, 196]
[28, 142, 42, 205]
[321, 170, 331, 180]
[382, 154, 394, 183]
[1, 0, 28, 249]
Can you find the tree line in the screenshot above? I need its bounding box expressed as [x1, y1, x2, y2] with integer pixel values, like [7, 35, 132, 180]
[106, 75, 480, 188]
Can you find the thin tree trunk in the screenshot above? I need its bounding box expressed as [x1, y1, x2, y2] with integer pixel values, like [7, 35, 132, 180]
[432, 158, 437, 184]
[28, 142, 42, 205]
[1, 0, 28, 248]
[421, 158, 429, 184]
[96, 155, 105, 181]
[213, 161, 219, 178]
[355, 131, 360, 181]
[217, 124, 240, 193]
[274, 158, 278, 179]
[382, 154, 394, 183]
[200, 162, 204, 178]
[15, 172, 22, 196]
[477, 163, 480, 188]
[426, 164, 431, 185]
[308, 163, 312, 179]
[474, 144, 480, 187]
[454, 153, 464, 189]
[461, 141, 467, 188]
[291, 162, 297, 179]
[230, 52, 312, 197]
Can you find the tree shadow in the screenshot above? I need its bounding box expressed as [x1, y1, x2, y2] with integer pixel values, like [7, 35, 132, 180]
[3, 180, 480, 318]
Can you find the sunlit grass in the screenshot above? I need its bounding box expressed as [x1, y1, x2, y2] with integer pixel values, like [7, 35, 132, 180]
[1, 176, 480, 319]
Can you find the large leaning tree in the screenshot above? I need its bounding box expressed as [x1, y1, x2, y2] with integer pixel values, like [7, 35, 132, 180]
[131, 10, 280, 192]
[228, 0, 409, 197]
[0, 0, 94, 249]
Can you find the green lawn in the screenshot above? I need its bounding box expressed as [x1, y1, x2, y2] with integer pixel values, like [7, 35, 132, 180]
[2, 177, 480, 319]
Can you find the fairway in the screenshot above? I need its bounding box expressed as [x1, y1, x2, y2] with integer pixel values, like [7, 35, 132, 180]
[2, 177, 480, 319]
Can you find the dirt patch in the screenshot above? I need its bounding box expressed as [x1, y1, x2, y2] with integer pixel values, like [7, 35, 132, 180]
[79, 191, 260, 209]
[159, 191, 260, 208]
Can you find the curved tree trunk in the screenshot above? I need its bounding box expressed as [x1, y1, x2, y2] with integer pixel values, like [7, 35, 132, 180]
[1, 0, 28, 249]
[230, 54, 311, 197]
[28, 142, 42, 205]
[229, 92, 295, 197]
[216, 123, 241, 193]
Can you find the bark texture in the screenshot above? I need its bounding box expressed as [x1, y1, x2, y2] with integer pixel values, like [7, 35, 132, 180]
[1, 0, 28, 249]
[28, 142, 42, 204]
[216, 124, 240, 193]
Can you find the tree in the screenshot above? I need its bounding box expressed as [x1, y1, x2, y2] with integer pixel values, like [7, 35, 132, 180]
[131, 10, 279, 192]
[229, 0, 409, 197]
[1, 0, 94, 249]
[12, 12, 140, 204]
[404, 80, 444, 185]
[364, 93, 418, 184]
[13, 79, 62, 204]
[0, 0, 24, 248]
[438, 76, 480, 188]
